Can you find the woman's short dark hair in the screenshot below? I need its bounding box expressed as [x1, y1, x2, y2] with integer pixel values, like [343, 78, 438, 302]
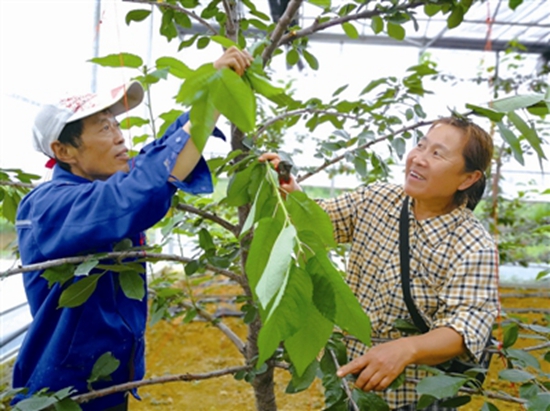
[56, 119, 84, 171]
[430, 117, 493, 211]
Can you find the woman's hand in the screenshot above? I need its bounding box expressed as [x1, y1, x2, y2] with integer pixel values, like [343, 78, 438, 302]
[337, 338, 415, 391]
[258, 152, 302, 194]
[213, 46, 253, 76]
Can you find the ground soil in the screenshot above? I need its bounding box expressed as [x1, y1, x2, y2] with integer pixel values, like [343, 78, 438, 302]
[129, 282, 550, 411]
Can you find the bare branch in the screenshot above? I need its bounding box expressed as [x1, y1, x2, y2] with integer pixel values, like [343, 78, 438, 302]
[404, 377, 527, 405]
[254, 108, 362, 139]
[277, 1, 426, 48]
[261, 0, 303, 64]
[181, 301, 245, 354]
[0, 180, 34, 189]
[1, 251, 242, 284]
[297, 119, 434, 183]
[221, 0, 237, 40]
[176, 203, 238, 235]
[74, 365, 250, 404]
[122, 0, 219, 35]
[329, 349, 360, 411]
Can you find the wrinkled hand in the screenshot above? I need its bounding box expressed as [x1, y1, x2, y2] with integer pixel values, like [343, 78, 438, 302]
[258, 152, 302, 194]
[337, 338, 415, 391]
[213, 46, 253, 76]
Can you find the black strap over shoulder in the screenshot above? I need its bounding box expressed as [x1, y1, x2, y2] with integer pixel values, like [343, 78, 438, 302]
[399, 196, 429, 333]
[398, 196, 491, 382]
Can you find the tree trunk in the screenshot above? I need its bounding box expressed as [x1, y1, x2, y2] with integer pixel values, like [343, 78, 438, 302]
[232, 124, 278, 411]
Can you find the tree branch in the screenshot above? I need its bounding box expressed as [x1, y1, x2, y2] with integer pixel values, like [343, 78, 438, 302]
[1, 251, 242, 284]
[277, 1, 426, 48]
[175, 203, 238, 235]
[122, 0, 219, 35]
[329, 349, 359, 411]
[180, 301, 246, 354]
[0, 180, 34, 189]
[254, 108, 363, 140]
[73, 365, 250, 404]
[296, 119, 434, 183]
[261, 0, 303, 65]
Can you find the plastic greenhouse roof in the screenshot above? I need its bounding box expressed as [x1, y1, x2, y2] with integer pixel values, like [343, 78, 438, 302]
[298, 0, 550, 54]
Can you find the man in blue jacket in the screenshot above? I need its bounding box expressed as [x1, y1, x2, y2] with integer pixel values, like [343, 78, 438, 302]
[12, 47, 252, 411]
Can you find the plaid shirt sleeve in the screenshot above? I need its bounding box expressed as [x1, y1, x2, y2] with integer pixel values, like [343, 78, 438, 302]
[316, 189, 363, 244]
[432, 246, 499, 361]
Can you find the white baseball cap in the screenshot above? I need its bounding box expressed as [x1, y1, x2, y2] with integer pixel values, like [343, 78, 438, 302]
[32, 81, 144, 158]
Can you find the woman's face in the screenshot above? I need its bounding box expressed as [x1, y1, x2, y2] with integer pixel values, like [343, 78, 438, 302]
[404, 123, 479, 209]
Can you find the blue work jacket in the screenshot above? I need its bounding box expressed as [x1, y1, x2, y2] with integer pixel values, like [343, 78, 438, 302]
[12, 113, 224, 410]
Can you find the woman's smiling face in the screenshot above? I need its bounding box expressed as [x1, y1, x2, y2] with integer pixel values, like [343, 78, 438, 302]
[404, 123, 480, 214]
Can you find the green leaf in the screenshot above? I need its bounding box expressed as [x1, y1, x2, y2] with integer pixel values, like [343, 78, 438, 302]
[285, 302, 333, 376]
[286, 48, 300, 66]
[156, 57, 192, 79]
[42, 264, 75, 288]
[286, 361, 319, 393]
[119, 271, 145, 300]
[255, 225, 297, 308]
[113, 238, 133, 251]
[507, 111, 546, 160]
[2, 192, 17, 223]
[245, 72, 289, 106]
[342, 22, 359, 39]
[527, 393, 550, 411]
[496, 122, 524, 165]
[481, 402, 500, 411]
[502, 322, 519, 348]
[416, 375, 468, 399]
[302, 49, 319, 71]
[492, 94, 545, 112]
[58, 274, 103, 308]
[286, 191, 336, 247]
[197, 36, 210, 49]
[257, 264, 311, 365]
[211, 68, 256, 132]
[118, 116, 150, 130]
[189, 89, 216, 152]
[125, 9, 151, 25]
[371, 16, 384, 34]
[226, 166, 254, 207]
[466, 104, 505, 122]
[499, 369, 535, 383]
[506, 348, 540, 369]
[12, 396, 58, 411]
[89, 53, 143, 68]
[74, 259, 99, 276]
[246, 217, 285, 292]
[308, 0, 330, 7]
[176, 63, 216, 106]
[53, 397, 82, 411]
[210, 35, 238, 49]
[387, 22, 405, 40]
[424, 4, 441, 17]
[440, 396, 471, 408]
[87, 352, 120, 390]
[392, 137, 406, 159]
[307, 254, 371, 346]
[447, 6, 464, 29]
[509, 0, 523, 10]
[352, 389, 390, 410]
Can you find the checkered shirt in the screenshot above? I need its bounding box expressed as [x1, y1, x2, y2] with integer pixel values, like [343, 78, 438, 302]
[317, 182, 499, 409]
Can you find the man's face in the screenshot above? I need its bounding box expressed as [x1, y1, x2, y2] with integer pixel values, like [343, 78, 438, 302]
[404, 123, 475, 208]
[69, 111, 130, 181]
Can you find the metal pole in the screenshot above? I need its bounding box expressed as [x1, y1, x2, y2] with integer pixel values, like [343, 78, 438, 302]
[91, 0, 101, 92]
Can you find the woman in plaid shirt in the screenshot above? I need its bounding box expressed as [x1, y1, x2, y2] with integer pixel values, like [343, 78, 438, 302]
[260, 117, 498, 410]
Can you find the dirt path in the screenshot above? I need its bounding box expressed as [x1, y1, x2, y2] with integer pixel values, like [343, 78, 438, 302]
[128, 286, 549, 410]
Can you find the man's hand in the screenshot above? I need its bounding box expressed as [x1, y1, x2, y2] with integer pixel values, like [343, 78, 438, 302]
[213, 46, 253, 76]
[258, 152, 302, 194]
[337, 338, 415, 391]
